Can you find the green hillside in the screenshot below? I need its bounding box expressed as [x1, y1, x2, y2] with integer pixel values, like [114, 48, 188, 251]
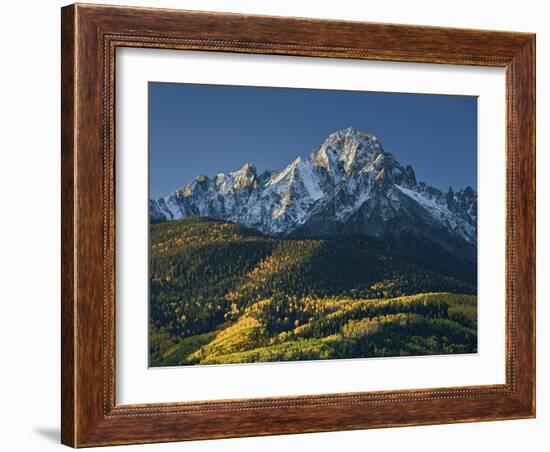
[149, 217, 477, 366]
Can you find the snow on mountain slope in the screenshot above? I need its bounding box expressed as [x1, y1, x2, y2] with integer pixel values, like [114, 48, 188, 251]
[150, 127, 477, 257]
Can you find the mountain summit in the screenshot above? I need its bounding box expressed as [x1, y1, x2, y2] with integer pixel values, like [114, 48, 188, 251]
[150, 128, 477, 263]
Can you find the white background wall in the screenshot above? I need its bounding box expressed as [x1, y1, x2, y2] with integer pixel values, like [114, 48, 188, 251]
[0, 1, 546, 450]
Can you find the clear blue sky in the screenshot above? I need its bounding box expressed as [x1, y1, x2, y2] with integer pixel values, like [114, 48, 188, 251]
[149, 82, 477, 199]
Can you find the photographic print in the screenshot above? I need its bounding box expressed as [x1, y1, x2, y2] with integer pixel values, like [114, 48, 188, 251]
[148, 83, 478, 367]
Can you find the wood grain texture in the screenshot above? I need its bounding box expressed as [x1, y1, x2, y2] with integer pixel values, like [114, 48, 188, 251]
[60, 3, 536, 447]
[60, 5, 76, 447]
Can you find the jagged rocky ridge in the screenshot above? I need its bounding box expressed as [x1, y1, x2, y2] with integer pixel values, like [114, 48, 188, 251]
[150, 127, 477, 263]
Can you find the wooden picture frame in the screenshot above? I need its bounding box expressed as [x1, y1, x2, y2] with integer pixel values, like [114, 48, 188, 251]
[61, 3, 535, 447]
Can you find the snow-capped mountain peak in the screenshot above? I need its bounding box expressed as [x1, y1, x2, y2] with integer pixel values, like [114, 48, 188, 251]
[150, 128, 477, 262]
[313, 127, 382, 176]
[229, 162, 257, 190]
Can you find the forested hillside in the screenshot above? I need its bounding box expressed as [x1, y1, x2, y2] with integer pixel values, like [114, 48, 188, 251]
[149, 217, 477, 366]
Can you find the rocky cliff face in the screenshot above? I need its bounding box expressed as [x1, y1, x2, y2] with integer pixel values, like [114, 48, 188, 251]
[150, 127, 477, 262]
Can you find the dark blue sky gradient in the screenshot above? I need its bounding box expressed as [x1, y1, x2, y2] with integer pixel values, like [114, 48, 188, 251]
[149, 82, 477, 198]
